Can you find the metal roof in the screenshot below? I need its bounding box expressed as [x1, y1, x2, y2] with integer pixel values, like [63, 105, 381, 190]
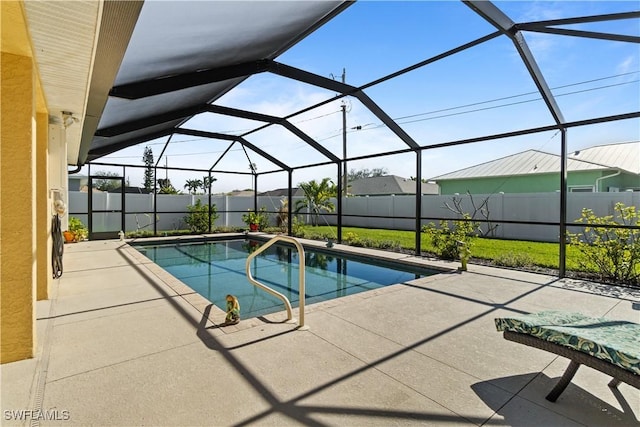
[349, 175, 439, 196]
[429, 141, 640, 181]
[570, 141, 640, 175]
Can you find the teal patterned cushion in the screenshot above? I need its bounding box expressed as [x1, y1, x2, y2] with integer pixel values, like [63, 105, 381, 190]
[495, 311, 640, 375]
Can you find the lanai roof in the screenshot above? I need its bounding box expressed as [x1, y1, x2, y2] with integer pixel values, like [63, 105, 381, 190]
[22, 1, 639, 183]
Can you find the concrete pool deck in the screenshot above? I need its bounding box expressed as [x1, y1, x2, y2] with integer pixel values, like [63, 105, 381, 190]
[2, 236, 639, 426]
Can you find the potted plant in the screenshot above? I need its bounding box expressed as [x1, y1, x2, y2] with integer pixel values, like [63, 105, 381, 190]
[63, 230, 75, 243]
[66, 216, 88, 242]
[242, 210, 260, 231]
[242, 207, 268, 231]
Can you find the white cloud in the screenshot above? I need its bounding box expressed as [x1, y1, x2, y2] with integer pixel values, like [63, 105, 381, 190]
[616, 55, 637, 76]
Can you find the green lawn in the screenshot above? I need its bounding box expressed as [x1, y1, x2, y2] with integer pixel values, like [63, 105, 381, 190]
[296, 225, 589, 272]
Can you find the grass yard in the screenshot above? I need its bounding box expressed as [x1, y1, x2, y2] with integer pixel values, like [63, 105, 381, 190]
[296, 225, 596, 272]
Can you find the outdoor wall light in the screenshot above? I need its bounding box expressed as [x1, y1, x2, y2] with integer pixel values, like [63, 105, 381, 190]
[62, 111, 78, 128]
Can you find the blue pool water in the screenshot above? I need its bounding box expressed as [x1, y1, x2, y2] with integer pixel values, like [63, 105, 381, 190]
[136, 239, 437, 318]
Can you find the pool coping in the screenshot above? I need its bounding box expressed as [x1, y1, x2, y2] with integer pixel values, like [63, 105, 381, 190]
[123, 232, 459, 333]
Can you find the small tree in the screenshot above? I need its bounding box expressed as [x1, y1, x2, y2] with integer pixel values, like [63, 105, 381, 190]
[142, 146, 155, 192]
[424, 214, 477, 260]
[157, 178, 179, 194]
[202, 176, 217, 194]
[295, 178, 337, 226]
[568, 203, 639, 285]
[184, 178, 203, 195]
[348, 167, 388, 182]
[184, 200, 218, 233]
[92, 171, 122, 191]
[442, 192, 499, 238]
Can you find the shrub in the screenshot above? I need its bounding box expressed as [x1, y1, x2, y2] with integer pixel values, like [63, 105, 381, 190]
[377, 240, 402, 251]
[343, 231, 361, 246]
[568, 203, 639, 285]
[494, 252, 534, 268]
[184, 200, 218, 233]
[423, 214, 477, 260]
[291, 216, 306, 236]
[68, 216, 88, 242]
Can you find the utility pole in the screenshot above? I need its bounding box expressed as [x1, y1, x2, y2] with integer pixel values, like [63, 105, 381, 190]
[341, 68, 347, 197]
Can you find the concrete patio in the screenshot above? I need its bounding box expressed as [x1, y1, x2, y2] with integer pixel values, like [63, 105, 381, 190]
[2, 237, 639, 426]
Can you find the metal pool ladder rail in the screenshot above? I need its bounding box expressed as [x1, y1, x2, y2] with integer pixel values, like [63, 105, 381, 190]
[245, 236, 308, 330]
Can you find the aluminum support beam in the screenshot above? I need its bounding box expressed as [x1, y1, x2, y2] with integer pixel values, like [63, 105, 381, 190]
[287, 172, 293, 236]
[88, 129, 174, 160]
[336, 162, 343, 243]
[464, 1, 565, 125]
[268, 61, 354, 94]
[94, 102, 339, 163]
[516, 11, 640, 28]
[175, 128, 290, 171]
[520, 27, 639, 44]
[463, 0, 516, 35]
[511, 31, 565, 125]
[204, 104, 340, 162]
[559, 129, 568, 277]
[205, 104, 283, 124]
[95, 105, 204, 137]
[154, 134, 173, 167]
[109, 59, 272, 99]
[415, 150, 422, 255]
[209, 142, 236, 172]
[280, 122, 340, 162]
[354, 92, 420, 149]
[268, 61, 421, 150]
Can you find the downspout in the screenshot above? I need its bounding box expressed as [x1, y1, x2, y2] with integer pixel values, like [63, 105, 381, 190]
[594, 170, 621, 192]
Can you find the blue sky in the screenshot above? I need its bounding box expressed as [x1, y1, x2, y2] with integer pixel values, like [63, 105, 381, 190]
[89, 1, 639, 193]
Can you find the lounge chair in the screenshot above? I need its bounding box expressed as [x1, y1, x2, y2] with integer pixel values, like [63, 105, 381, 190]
[495, 311, 640, 402]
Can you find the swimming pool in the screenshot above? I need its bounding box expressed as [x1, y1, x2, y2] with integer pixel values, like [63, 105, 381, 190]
[136, 238, 438, 318]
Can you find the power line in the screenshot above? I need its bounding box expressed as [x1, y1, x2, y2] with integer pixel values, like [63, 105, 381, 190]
[353, 75, 639, 130]
[394, 70, 639, 122]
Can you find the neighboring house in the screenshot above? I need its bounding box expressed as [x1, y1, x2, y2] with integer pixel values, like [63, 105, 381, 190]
[348, 175, 439, 196]
[68, 175, 150, 194]
[68, 174, 88, 191]
[429, 141, 640, 195]
[226, 190, 255, 197]
[259, 187, 306, 197]
[107, 186, 151, 194]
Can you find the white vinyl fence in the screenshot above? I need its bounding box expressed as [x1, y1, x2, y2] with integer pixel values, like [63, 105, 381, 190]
[68, 191, 639, 243]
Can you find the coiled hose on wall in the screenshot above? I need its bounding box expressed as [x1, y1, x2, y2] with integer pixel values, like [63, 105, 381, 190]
[52, 214, 64, 278]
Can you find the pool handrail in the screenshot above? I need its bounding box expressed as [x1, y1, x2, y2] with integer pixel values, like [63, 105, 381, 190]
[245, 235, 307, 329]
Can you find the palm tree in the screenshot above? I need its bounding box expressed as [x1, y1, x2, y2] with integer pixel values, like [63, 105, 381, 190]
[202, 176, 217, 193]
[184, 178, 203, 195]
[294, 178, 337, 226]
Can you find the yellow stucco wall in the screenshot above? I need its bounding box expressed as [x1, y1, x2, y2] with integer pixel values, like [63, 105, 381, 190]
[1, 0, 50, 363]
[1, 50, 37, 363]
[37, 112, 51, 301]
